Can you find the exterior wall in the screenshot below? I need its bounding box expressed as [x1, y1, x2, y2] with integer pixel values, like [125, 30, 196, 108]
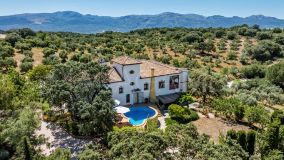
[153, 74, 181, 96]
[107, 64, 189, 105]
[180, 69, 189, 92]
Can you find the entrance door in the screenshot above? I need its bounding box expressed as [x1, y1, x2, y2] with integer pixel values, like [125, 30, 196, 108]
[134, 92, 139, 104]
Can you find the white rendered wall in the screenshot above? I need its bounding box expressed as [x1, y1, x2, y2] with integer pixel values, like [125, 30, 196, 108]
[107, 65, 188, 105]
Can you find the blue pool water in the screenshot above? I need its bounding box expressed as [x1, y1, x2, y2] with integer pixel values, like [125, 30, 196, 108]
[124, 106, 156, 126]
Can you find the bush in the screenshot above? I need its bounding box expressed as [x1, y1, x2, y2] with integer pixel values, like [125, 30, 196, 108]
[271, 110, 284, 124]
[113, 126, 138, 132]
[22, 50, 33, 57]
[275, 36, 284, 45]
[178, 93, 194, 105]
[227, 129, 238, 140]
[227, 31, 237, 40]
[241, 64, 266, 79]
[0, 57, 17, 70]
[28, 64, 51, 81]
[42, 55, 60, 65]
[227, 51, 238, 60]
[168, 104, 199, 123]
[22, 56, 34, 63]
[43, 48, 56, 57]
[42, 101, 51, 115]
[256, 31, 272, 40]
[247, 40, 282, 62]
[266, 62, 284, 88]
[20, 62, 33, 73]
[165, 118, 178, 126]
[0, 45, 14, 58]
[67, 121, 79, 135]
[146, 118, 159, 132]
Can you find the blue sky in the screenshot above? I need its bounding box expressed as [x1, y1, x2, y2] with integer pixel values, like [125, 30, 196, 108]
[1, 0, 284, 18]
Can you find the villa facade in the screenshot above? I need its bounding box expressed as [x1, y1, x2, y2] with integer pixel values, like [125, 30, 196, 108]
[107, 56, 188, 105]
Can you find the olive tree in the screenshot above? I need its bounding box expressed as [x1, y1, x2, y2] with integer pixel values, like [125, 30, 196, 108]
[43, 61, 116, 136]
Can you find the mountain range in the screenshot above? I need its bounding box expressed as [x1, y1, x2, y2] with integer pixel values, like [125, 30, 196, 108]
[0, 11, 284, 33]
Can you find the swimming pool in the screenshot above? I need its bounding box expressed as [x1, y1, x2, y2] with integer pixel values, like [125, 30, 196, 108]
[124, 106, 157, 126]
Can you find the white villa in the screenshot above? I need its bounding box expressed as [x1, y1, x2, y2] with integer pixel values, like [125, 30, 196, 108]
[107, 56, 188, 106]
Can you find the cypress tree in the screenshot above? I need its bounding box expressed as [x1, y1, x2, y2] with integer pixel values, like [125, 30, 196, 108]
[266, 120, 280, 150]
[246, 130, 256, 155]
[227, 129, 238, 140]
[237, 130, 247, 151]
[23, 136, 32, 160]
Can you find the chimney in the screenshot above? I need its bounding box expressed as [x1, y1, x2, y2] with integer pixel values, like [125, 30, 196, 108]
[150, 67, 156, 103]
[151, 67, 155, 77]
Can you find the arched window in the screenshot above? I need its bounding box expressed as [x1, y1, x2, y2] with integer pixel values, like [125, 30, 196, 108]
[130, 82, 135, 86]
[119, 86, 123, 94]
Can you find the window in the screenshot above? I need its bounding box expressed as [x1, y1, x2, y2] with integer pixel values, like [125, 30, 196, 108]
[144, 83, 149, 90]
[169, 75, 179, 90]
[129, 70, 135, 74]
[130, 82, 135, 86]
[119, 86, 123, 94]
[126, 94, 130, 103]
[159, 80, 165, 89]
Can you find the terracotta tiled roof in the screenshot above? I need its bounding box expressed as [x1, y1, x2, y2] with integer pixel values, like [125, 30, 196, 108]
[140, 60, 181, 78]
[108, 56, 183, 82]
[112, 56, 142, 65]
[108, 68, 123, 83]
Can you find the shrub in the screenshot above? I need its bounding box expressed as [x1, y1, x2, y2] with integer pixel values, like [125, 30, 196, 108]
[67, 121, 79, 135]
[227, 129, 238, 140]
[227, 51, 238, 60]
[165, 118, 178, 126]
[266, 62, 284, 88]
[0, 57, 17, 69]
[247, 40, 282, 62]
[240, 52, 250, 65]
[241, 64, 266, 79]
[227, 31, 238, 40]
[256, 31, 272, 40]
[70, 52, 81, 61]
[168, 104, 199, 123]
[28, 64, 51, 81]
[113, 126, 138, 132]
[0, 45, 14, 58]
[146, 118, 159, 132]
[42, 55, 60, 65]
[234, 105, 245, 121]
[43, 48, 56, 57]
[178, 93, 194, 105]
[271, 110, 284, 125]
[22, 50, 33, 57]
[189, 110, 199, 121]
[22, 56, 34, 63]
[20, 62, 33, 73]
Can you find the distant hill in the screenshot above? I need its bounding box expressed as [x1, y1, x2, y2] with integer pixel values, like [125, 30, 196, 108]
[0, 11, 284, 33]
